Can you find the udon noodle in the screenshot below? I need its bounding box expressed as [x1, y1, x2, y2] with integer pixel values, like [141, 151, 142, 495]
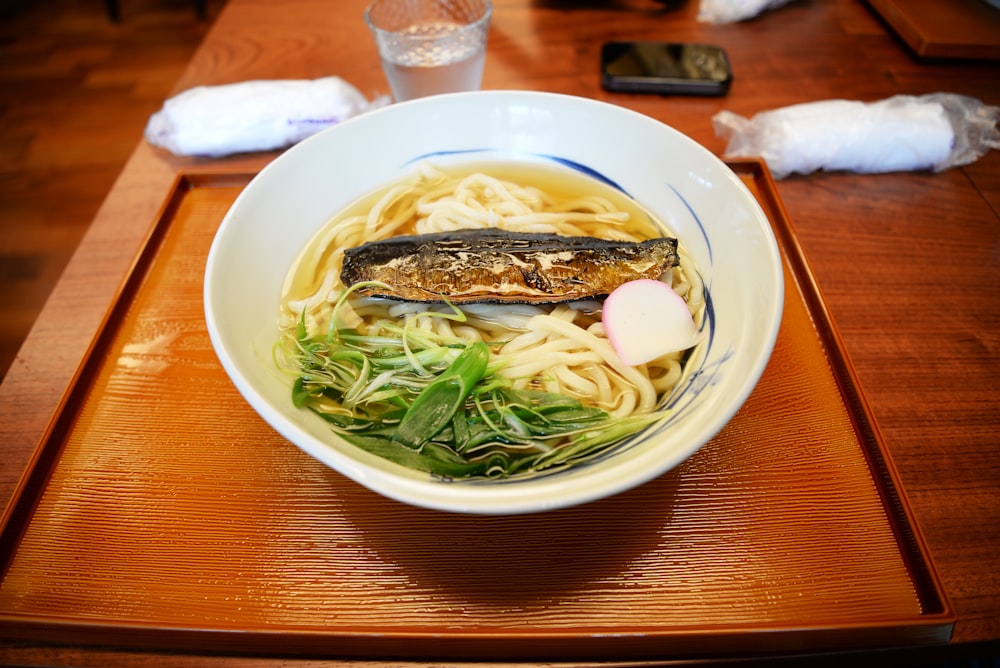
[277, 162, 705, 478]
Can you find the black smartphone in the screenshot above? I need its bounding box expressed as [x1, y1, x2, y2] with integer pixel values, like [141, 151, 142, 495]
[601, 41, 733, 96]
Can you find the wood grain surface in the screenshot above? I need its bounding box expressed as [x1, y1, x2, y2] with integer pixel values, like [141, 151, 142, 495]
[0, 0, 228, 381]
[1, 0, 998, 665]
[866, 0, 1000, 59]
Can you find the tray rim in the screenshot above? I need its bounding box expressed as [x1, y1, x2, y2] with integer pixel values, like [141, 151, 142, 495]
[737, 159, 953, 621]
[0, 161, 956, 659]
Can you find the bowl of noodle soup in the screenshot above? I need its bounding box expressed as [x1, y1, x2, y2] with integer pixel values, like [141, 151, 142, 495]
[204, 90, 783, 514]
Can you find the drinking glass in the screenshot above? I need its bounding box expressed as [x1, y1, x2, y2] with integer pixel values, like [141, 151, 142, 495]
[365, 0, 492, 102]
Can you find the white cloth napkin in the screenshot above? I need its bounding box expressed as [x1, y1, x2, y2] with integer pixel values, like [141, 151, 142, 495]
[698, 0, 796, 23]
[713, 94, 1000, 178]
[145, 77, 385, 157]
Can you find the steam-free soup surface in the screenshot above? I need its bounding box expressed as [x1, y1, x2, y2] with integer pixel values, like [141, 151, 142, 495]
[275, 161, 705, 479]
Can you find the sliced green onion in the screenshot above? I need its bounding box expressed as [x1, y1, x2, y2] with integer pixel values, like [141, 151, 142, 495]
[392, 341, 489, 450]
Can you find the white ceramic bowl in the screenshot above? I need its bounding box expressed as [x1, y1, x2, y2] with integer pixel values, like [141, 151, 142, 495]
[204, 90, 783, 515]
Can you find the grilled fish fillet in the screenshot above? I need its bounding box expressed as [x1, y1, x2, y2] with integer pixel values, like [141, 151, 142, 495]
[340, 229, 679, 304]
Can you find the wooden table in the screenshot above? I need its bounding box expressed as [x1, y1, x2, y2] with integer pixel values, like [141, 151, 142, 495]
[1, 0, 998, 664]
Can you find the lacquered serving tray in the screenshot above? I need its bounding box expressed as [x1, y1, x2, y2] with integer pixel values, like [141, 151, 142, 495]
[0, 161, 953, 660]
[866, 0, 1000, 60]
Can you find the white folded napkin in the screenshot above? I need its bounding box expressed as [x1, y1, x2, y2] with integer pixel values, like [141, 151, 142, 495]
[713, 93, 1000, 178]
[145, 77, 386, 157]
[698, 0, 796, 23]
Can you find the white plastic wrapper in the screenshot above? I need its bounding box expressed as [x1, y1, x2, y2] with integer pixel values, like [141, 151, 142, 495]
[713, 94, 1000, 179]
[144, 77, 387, 157]
[698, 0, 796, 23]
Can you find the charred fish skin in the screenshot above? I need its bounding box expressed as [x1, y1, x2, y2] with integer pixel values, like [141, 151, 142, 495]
[340, 229, 679, 304]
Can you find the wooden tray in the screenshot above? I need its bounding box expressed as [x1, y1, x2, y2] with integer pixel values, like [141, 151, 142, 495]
[866, 0, 1000, 60]
[0, 161, 954, 661]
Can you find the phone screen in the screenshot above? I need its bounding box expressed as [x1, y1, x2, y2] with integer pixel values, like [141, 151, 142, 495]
[601, 41, 733, 95]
